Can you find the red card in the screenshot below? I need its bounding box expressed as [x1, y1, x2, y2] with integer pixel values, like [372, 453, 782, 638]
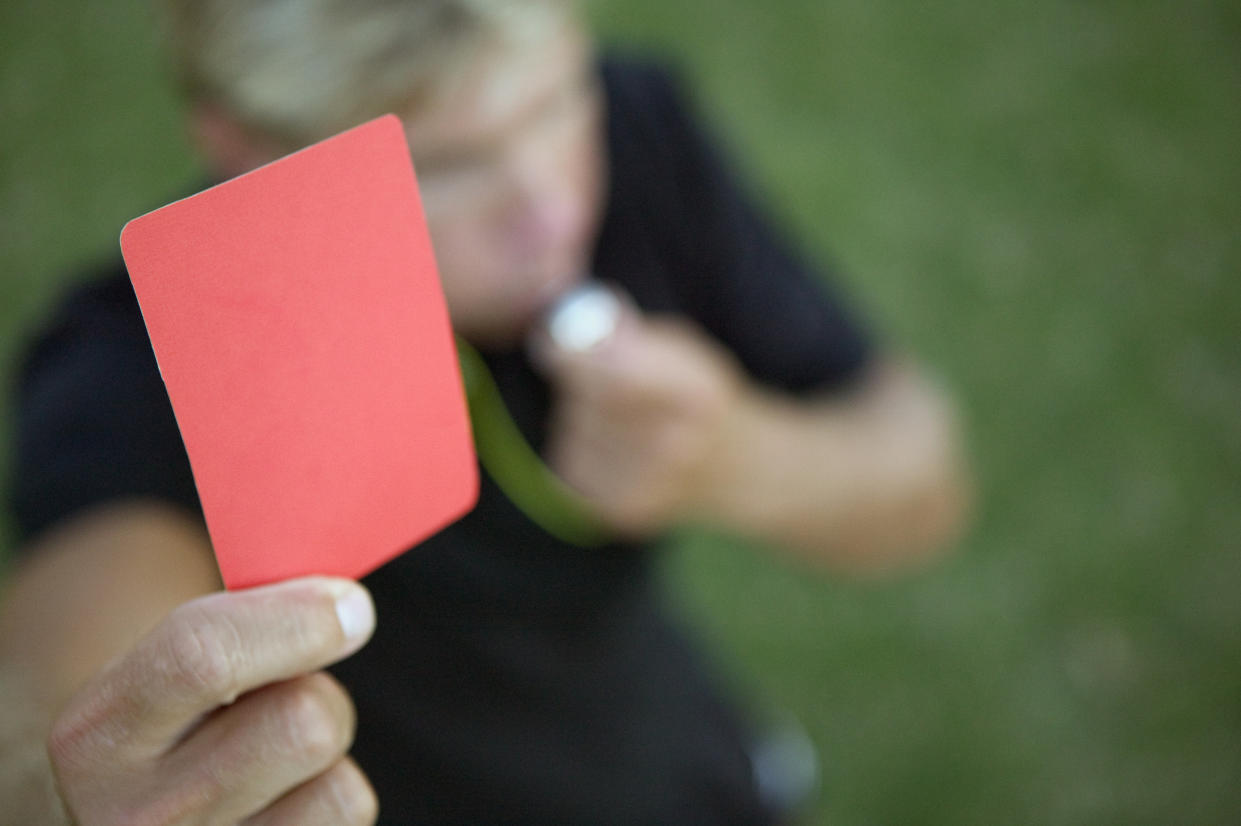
[121, 114, 478, 590]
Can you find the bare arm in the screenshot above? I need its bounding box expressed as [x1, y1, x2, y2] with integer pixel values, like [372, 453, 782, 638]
[0, 502, 378, 824]
[0, 503, 222, 822]
[535, 310, 972, 573]
[0, 502, 223, 706]
[695, 358, 972, 571]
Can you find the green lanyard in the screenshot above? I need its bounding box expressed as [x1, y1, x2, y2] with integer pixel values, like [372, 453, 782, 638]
[456, 337, 612, 547]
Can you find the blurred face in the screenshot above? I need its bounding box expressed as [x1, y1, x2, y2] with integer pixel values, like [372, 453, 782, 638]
[401, 19, 606, 347]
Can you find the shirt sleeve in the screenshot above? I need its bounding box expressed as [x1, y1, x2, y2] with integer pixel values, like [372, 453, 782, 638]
[7, 275, 202, 546]
[604, 58, 875, 393]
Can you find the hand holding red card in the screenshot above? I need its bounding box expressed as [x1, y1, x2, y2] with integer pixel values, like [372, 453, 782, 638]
[121, 115, 478, 590]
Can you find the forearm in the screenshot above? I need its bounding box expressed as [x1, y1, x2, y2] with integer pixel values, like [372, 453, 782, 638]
[0, 502, 221, 706]
[695, 360, 972, 571]
[0, 501, 222, 824]
[0, 668, 71, 825]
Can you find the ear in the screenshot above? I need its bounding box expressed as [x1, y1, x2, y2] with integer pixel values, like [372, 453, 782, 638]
[187, 102, 288, 179]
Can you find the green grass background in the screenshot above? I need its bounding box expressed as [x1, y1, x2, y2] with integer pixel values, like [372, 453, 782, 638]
[2, 0, 1239, 823]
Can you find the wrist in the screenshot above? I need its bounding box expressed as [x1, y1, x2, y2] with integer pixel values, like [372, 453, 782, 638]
[688, 382, 843, 537]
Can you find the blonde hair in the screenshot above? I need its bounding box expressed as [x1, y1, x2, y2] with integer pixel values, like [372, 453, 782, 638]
[159, 0, 570, 142]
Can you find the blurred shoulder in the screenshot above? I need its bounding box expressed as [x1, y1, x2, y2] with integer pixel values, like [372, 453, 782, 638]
[598, 50, 697, 127]
[16, 262, 145, 394]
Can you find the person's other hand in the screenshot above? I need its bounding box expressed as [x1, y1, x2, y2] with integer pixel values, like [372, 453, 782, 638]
[531, 296, 744, 537]
[46, 577, 379, 825]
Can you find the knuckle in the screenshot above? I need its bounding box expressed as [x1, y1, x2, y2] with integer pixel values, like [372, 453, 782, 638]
[46, 711, 91, 776]
[46, 683, 130, 779]
[276, 678, 352, 764]
[161, 607, 243, 702]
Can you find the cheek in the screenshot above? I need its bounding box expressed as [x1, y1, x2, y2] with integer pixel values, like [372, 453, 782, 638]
[427, 218, 473, 291]
[415, 107, 608, 343]
[425, 208, 531, 344]
[556, 112, 608, 249]
[426, 218, 496, 310]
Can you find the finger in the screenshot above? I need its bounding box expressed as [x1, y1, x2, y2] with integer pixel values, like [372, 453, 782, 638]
[243, 757, 378, 826]
[547, 410, 651, 499]
[528, 281, 634, 357]
[544, 281, 629, 352]
[528, 285, 640, 384]
[537, 325, 642, 393]
[539, 319, 712, 414]
[52, 577, 375, 764]
[165, 672, 357, 824]
[548, 387, 686, 477]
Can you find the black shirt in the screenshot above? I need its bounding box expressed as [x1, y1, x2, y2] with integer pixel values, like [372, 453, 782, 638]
[9, 57, 871, 824]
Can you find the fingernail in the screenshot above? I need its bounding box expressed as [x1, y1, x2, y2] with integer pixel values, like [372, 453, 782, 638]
[334, 585, 376, 644]
[545, 282, 622, 352]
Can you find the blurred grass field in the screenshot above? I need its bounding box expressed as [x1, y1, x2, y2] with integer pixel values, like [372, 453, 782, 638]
[2, 0, 1239, 823]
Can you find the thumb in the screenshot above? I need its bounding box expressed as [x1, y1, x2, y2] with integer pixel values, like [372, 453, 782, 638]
[527, 282, 639, 384]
